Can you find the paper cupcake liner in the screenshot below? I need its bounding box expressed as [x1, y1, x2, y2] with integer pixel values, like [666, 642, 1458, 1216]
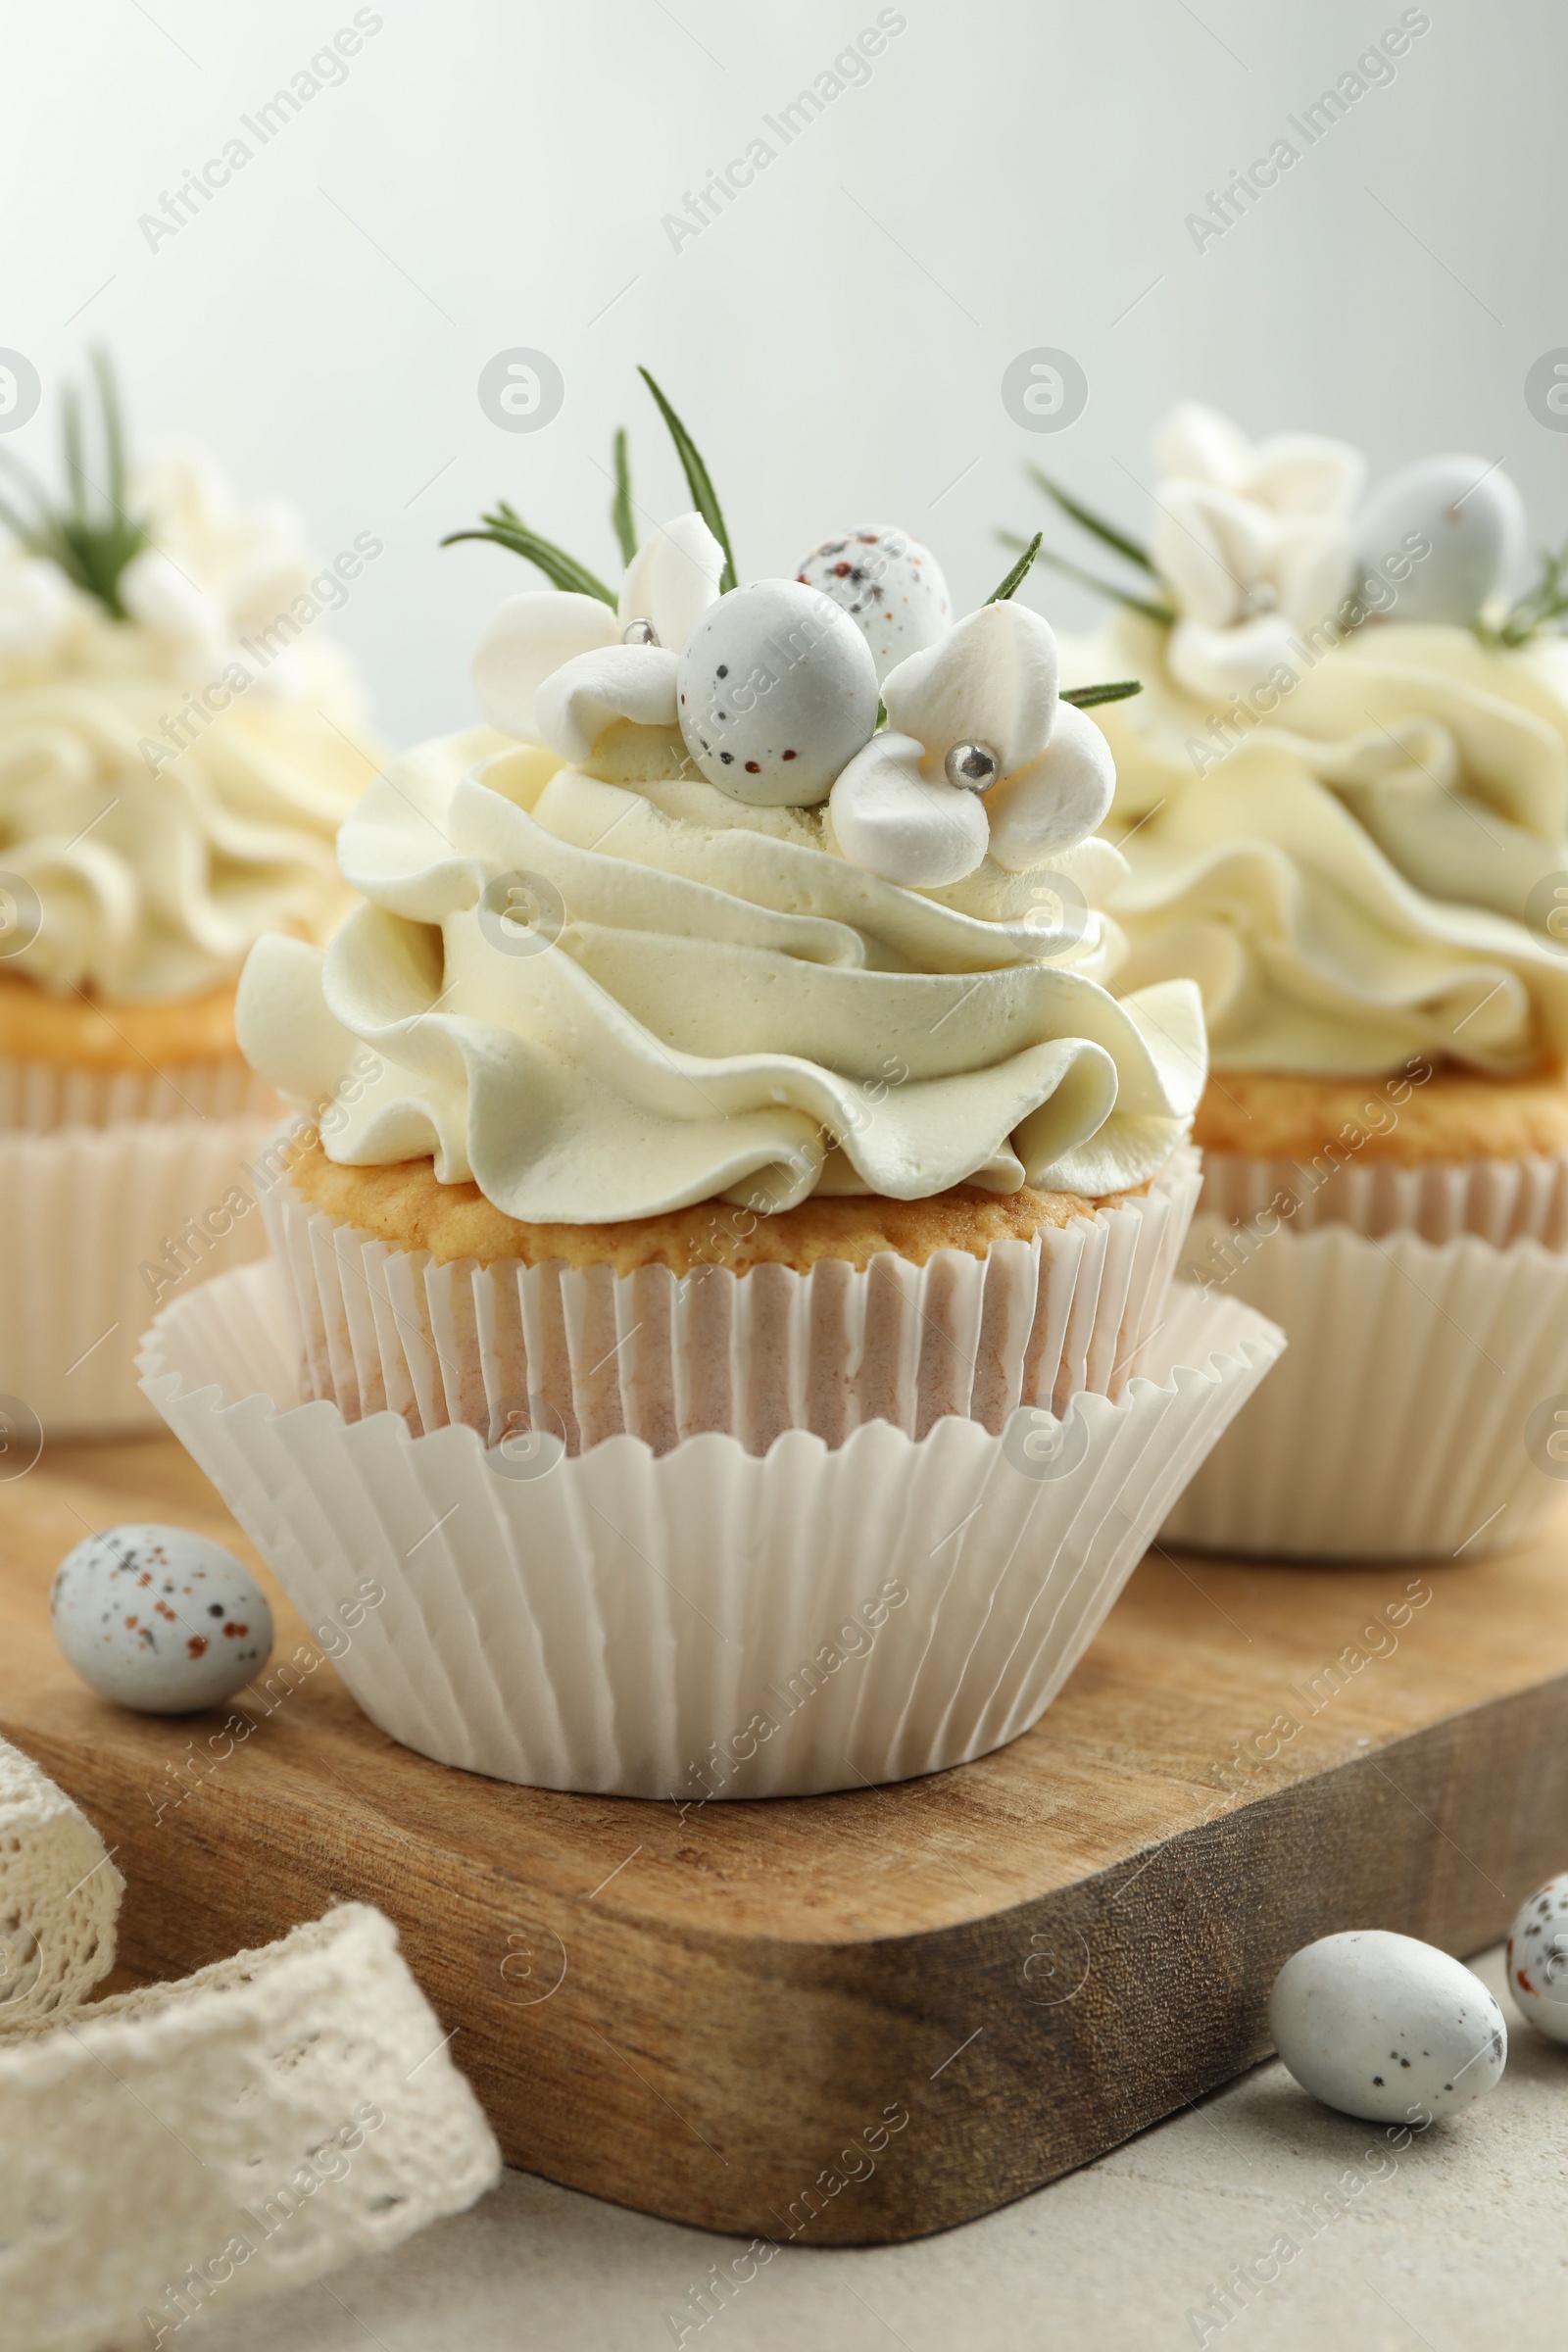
[0, 1054, 275, 1132]
[0, 1114, 281, 1437]
[1165, 1215, 1568, 1559]
[137, 1261, 1283, 1798]
[0, 1899, 500, 2352]
[1197, 1146, 1568, 1249]
[260, 1148, 1203, 1457]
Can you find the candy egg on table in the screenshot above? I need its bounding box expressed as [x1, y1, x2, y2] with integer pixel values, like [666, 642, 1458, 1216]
[1506, 1872, 1568, 2042]
[50, 1523, 273, 1715]
[1268, 1930, 1506, 2123]
[796, 523, 952, 683]
[675, 579, 879, 806]
[1355, 454, 1527, 624]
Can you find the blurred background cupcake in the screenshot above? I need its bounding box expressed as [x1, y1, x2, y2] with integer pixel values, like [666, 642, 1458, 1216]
[1033, 401, 1568, 1555]
[0, 354, 380, 1435]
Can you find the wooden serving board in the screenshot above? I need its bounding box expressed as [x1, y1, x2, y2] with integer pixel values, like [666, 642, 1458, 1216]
[5, 1431, 1568, 2245]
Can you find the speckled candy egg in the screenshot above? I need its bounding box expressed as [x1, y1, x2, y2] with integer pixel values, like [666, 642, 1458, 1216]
[796, 523, 952, 684]
[1268, 1930, 1506, 2124]
[676, 579, 878, 806]
[1355, 455, 1527, 624]
[50, 1523, 273, 1715]
[1506, 1872, 1568, 2042]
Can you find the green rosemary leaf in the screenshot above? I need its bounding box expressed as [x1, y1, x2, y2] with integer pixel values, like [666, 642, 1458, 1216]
[62, 389, 87, 525]
[1031, 543, 1176, 626]
[612, 428, 637, 567]
[440, 516, 617, 607]
[1062, 679, 1143, 709]
[1027, 465, 1154, 572]
[0, 360, 150, 616]
[637, 366, 737, 592]
[985, 531, 1043, 605]
[1482, 535, 1568, 648]
[93, 348, 126, 512]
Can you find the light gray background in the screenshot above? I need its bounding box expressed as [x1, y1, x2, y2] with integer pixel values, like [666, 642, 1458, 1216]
[4, 0, 1563, 755]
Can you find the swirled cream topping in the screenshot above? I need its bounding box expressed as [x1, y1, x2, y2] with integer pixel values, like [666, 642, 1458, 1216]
[0, 450, 375, 1000]
[237, 726, 1205, 1221]
[1070, 609, 1568, 1078]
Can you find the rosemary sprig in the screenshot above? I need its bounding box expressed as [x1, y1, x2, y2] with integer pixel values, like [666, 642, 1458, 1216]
[1062, 679, 1143, 709]
[440, 501, 617, 606]
[1480, 536, 1568, 648]
[0, 349, 150, 618]
[637, 366, 737, 592]
[1026, 464, 1155, 573]
[985, 530, 1043, 605]
[1003, 532, 1176, 626]
[611, 427, 637, 567]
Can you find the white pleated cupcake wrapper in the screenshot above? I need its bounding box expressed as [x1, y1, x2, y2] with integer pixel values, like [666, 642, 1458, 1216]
[1165, 1215, 1568, 1560]
[0, 1114, 279, 1436]
[0, 1896, 500, 2352]
[1198, 1146, 1568, 1249]
[260, 1148, 1203, 1458]
[137, 1262, 1283, 1798]
[0, 1054, 275, 1132]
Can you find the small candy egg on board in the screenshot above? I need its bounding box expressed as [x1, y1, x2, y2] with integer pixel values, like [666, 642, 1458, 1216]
[51, 1523, 273, 1715]
[1268, 1930, 1506, 2123]
[796, 523, 952, 684]
[676, 579, 879, 807]
[1506, 1872, 1568, 2043]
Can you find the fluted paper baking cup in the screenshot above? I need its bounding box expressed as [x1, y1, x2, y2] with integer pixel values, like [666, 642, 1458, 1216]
[0, 1115, 278, 1436]
[1164, 1217, 1568, 1559]
[1197, 1147, 1568, 1249]
[0, 1054, 274, 1131]
[137, 1262, 1282, 1797]
[260, 1148, 1203, 1455]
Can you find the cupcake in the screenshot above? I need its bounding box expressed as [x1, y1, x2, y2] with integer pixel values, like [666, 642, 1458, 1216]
[0, 356, 377, 1432]
[236, 471, 1209, 1451]
[141, 374, 1287, 1797]
[1037, 400, 1568, 1555]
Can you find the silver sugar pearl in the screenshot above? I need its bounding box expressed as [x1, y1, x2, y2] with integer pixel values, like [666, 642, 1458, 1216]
[945, 740, 1001, 793]
[621, 616, 661, 647]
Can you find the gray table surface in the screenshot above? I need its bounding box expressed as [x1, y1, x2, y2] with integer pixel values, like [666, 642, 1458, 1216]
[198, 1942, 1561, 2352]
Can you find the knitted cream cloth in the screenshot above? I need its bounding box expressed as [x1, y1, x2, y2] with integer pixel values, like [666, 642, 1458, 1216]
[0, 1733, 123, 2024]
[0, 1739, 501, 2352]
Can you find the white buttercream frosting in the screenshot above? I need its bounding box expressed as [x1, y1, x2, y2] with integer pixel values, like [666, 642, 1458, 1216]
[237, 726, 1205, 1221]
[0, 449, 374, 1000]
[1071, 608, 1568, 1078]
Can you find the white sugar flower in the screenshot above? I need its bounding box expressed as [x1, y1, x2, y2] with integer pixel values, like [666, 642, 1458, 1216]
[471, 512, 725, 749]
[0, 549, 74, 661]
[1150, 402, 1366, 703]
[829, 600, 1115, 888]
[119, 445, 325, 701]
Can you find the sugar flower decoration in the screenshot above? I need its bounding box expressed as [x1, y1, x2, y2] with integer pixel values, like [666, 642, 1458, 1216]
[118, 446, 328, 703]
[469, 511, 725, 757]
[0, 549, 74, 661]
[829, 601, 1115, 887]
[1150, 401, 1366, 705]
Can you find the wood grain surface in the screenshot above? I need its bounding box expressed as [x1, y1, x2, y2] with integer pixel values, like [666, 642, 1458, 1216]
[5, 1431, 1567, 2244]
